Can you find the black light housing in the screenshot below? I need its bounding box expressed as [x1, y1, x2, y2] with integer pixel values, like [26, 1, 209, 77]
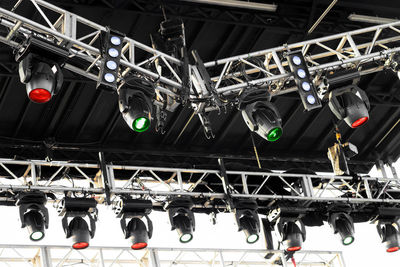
[276, 218, 306, 252]
[118, 76, 155, 132]
[16, 37, 67, 104]
[69, 216, 91, 249]
[239, 89, 282, 142]
[166, 197, 195, 243]
[328, 85, 370, 128]
[234, 199, 260, 244]
[114, 198, 153, 250]
[98, 27, 125, 90]
[16, 192, 49, 242]
[58, 197, 98, 249]
[377, 221, 400, 253]
[329, 213, 355, 245]
[286, 50, 322, 111]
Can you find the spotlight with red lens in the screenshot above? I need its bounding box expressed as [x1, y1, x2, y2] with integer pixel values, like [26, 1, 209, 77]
[328, 85, 370, 128]
[377, 222, 400, 253]
[114, 198, 153, 250]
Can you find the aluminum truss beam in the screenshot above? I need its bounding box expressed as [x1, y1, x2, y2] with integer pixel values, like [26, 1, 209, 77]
[1, 0, 400, 105]
[0, 157, 398, 207]
[0, 245, 346, 267]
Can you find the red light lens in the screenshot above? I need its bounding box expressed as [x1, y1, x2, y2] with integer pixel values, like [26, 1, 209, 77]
[28, 88, 52, 103]
[131, 242, 148, 250]
[351, 117, 368, 128]
[287, 246, 302, 252]
[387, 247, 399, 253]
[73, 242, 89, 249]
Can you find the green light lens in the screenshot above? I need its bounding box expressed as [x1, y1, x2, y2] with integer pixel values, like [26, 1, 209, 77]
[30, 231, 44, 241]
[267, 127, 282, 142]
[133, 117, 150, 132]
[180, 233, 193, 243]
[343, 236, 354, 245]
[247, 234, 259, 244]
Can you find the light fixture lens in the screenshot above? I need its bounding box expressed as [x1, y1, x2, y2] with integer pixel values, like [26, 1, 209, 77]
[287, 246, 302, 252]
[387, 247, 399, 253]
[343, 236, 354, 245]
[180, 233, 193, 243]
[108, 48, 119, 58]
[110, 36, 121, 46]
[131, 242, 148, 250]
[133, 117, 150, 132]
[106, 60, 117, 70]
[73, 242, 89, 249]
[292, 56, 302, 65]
[29, 88, 52, 103]
[302, 82, 311, 91]
[267, 127, 282, 142]
[297, 69, 306, 78]
[104, 73, 116, 83]
[307, 95, 316, 104]
[351, 117, 368, 128]
[30, 231, 44, 241]
[247, 234, 259, 244]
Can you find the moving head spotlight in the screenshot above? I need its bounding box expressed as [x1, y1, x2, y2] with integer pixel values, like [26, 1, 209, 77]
[16, 36, 68, 103]
[166, 197, 195, 243]
[118, 76, 155, 132]
[239, 89, 282, 142]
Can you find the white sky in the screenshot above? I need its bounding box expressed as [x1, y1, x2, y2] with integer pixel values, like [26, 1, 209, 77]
[0, 161, 399, 266]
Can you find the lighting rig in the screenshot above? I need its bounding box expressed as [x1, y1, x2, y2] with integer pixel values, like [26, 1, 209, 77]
[113, 197, 153, 250]
[16, 191, 49, 241]
[166, 197, 196, 243]
[57, 197, 98, 249]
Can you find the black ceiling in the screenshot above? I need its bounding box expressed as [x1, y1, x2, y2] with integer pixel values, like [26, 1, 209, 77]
[0, 0, 399, 173]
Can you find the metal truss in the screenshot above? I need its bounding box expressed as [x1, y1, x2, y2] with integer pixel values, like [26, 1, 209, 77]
[204, 22, 400, 97]
[1, 0, 400, 108]
[0, 245, 346, 267]
[0, 157, 399, 208]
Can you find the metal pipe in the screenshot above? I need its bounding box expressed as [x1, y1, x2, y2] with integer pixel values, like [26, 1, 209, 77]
[179, 0, 277, 12]
[348, 14, 397, 24]
[308, 0, 338, 34]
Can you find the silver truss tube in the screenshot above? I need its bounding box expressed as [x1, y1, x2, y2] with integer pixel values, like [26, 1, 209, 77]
[179, 0, 278, 12]
[204, 20, 400, 68]
[348, 14, 397, 24]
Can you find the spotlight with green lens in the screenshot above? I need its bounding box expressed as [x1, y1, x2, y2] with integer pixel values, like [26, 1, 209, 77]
[246, 233, 259, 244]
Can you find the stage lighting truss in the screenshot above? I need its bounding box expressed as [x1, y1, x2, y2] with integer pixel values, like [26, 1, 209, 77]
[16, 191, 49, 241]
[166, 197, 195, 243]
[113, 197, 153, 250]
[2, 0, 400, 124]
[57, 197, 98, 249]
[328, 213, 355, 246]
[0, 158, 399, 208]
